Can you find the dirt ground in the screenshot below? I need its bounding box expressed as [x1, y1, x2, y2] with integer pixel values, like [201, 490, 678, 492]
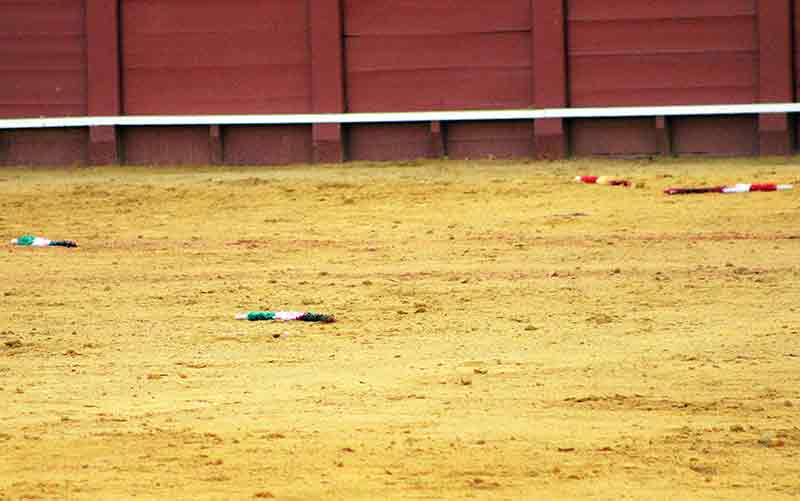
[1, 157, 799, 500]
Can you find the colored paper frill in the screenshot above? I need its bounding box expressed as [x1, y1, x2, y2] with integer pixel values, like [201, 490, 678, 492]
[235, 311, 336, 323]
[575, 175, 630, 187]
[664, 183, 793, 195]
[10, 235, 78, 247]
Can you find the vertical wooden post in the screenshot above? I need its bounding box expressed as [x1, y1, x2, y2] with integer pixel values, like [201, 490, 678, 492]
[209, 125, 223, 164]
[309, 0, 345, 163]
[430, 121, 445, 158]
[655, 116, 672, 156]
[757, 0, 794, 156]
[532, 0, 568, 159]
[86, 0, 121, 164]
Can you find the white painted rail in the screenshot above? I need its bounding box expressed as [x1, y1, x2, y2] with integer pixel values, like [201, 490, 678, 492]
[1, 103, 800, 129]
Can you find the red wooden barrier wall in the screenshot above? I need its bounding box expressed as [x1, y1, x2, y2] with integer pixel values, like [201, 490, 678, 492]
[0, 0, 796, 166]
[0, 0, 88, 164]
[567, 0, 761, 157]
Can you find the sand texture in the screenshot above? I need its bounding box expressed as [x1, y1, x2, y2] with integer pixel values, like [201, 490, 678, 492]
[1, 158, 799, 500]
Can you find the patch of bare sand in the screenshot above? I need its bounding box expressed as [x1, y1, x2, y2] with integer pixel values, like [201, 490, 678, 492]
[1, 158, 799, 499]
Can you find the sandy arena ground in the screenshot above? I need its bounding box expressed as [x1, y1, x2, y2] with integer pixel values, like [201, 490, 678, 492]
[1, 158, 799, 500]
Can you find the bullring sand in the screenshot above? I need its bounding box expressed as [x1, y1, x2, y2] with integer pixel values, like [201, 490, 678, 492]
[1, 158, 799, 500]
